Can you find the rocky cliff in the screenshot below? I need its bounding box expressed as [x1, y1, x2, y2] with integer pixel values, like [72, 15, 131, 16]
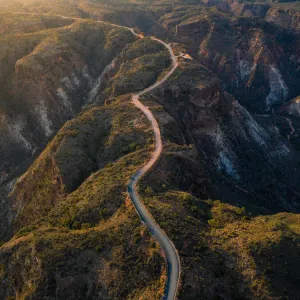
[266, 6, 300, 33]
[0, 13, 136, 200]
[0, 22, 171, 297]
[1, 1, 300, 299]
[144, 59, 300, 214]
[170, 9, 300, 113]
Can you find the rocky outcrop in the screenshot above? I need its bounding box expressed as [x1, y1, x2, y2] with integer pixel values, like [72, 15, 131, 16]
[218, 0, 270, 18]
[149, 61, 300, 213]
[173, 14, 300, 112]
[0, 16, 136, 194]
[280, 96, 300, 118]
[266, 8, 300, 33]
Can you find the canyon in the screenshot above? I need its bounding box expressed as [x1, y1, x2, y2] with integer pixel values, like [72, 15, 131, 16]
[0, 0, 300, 299]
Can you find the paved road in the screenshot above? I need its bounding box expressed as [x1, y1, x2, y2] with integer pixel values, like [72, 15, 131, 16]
[129, 36, 180, 300]
[14, 11, 181, 299]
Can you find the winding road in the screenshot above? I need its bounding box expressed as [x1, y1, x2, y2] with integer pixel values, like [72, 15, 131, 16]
[14, 11, 181, 299]
[108, 18, 181, 300]
[128, 38, 180, 300]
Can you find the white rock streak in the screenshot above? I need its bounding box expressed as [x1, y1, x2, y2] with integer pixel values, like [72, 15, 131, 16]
[266, 65, 289, 108]
[218, 151, 240, 180]
[57, 87, 74, 114]
[87, 59, 116, 103]
[36, 99, 53, 137]
[238, 60, 251, 81]
[2, 117, 32, 151]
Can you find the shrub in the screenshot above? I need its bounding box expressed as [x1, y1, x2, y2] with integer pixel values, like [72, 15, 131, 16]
[96, 245, 103, 253]
[16, 226, 36, 237]
[72, 221, 81, 230]
[81, 223, 91, 229]
[145, 186, 154, 195]
[99, 208, 109, 219]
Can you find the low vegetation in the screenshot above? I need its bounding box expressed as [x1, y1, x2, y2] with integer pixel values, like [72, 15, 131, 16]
[0, 11, 172, 296]
[94, 37, 171, 102]
[1, 1, 300, 299]
[1, 93, 167, 299]
[141, 165, 300, 299]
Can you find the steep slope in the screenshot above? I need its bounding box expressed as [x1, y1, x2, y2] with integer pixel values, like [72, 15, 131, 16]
[0, 32, 171, 240]
[0, 97, 166, 299]
[0, 26, 173, 298]
[1, 1, 300, 299]
[74, 0, 300, 113]
[165, 6, 300, 112]
[0, 209, 166, 299]
[0, 12, 136, 200]
[140, 58, 300, 213]
[139, 185, 300, 299]
[266, 5, 300, 33]
[136, 58, 300, 299]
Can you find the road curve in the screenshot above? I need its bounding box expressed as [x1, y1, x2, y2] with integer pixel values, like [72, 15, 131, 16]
[128, 37, 180, 300]
[100, 19, 181, 299]
[14, 11, 180, 299]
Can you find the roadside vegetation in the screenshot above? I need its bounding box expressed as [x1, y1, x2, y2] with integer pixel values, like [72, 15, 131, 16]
[1, 1, 300, 299]
[93, 37, 171, 102]
[1, 95, 166, 299]
[137, 91, 300, 299]
[140, 152, 300, 299]
[0, 14, 172, 298]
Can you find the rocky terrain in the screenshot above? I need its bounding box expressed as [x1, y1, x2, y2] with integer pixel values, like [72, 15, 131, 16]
[1, 0, 300, 299]
[138, 56, 300, 298]
[0, 14, 170, 297]
[0, 12, 138, 194]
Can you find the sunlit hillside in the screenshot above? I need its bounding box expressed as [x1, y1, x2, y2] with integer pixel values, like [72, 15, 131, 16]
[0, 0, 300, 299]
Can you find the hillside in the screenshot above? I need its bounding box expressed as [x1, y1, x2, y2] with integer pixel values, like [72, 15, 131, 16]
[1, 0, 300, 299]
[0, 12, 137, 197]
[0, 9, 172, 298]
[0, 98, 167, 299]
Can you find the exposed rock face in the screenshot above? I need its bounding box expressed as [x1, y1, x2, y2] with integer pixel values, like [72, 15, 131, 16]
[218, 0, 270, 18]
[149, 62, 300, 213]
[265, 65, 289, 108]
[173, 15, 300, 112]
[280, 96, 300, 118]
[266, 8, 300, 33]
[0, 17, 135, 193]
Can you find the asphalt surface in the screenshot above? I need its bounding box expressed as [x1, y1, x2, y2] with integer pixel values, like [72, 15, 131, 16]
[128, 38, 180, 300]
[14, 11, 181, 300]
